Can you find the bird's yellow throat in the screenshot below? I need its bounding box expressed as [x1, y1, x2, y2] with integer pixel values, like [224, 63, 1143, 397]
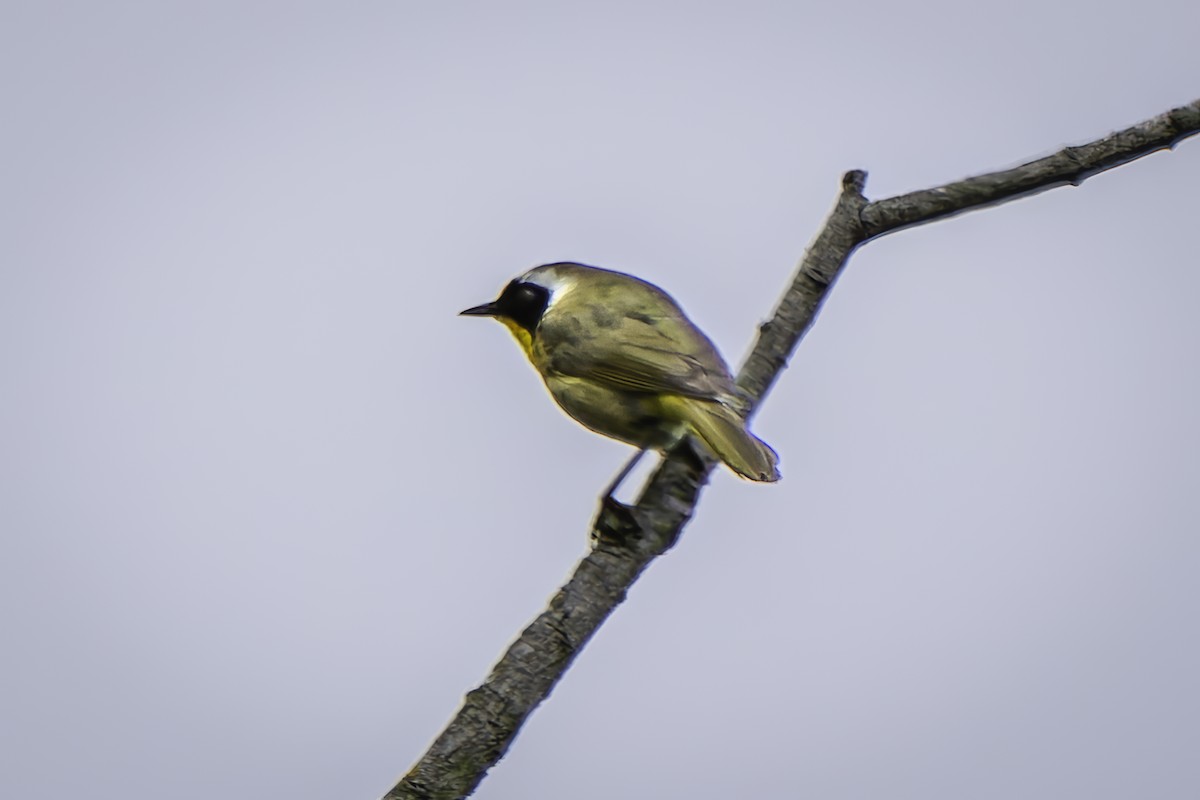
[499, 317, 535, 358]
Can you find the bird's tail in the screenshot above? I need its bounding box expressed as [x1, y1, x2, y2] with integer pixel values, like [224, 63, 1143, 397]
[663, 395, 780, 482]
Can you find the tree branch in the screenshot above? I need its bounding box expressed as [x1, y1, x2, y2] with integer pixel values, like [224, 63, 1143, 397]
[860, 100, 1200, 239]
[385, 98, 1199, 800]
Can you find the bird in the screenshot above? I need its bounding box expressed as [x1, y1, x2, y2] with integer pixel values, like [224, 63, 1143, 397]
[460, 262, 780, 494]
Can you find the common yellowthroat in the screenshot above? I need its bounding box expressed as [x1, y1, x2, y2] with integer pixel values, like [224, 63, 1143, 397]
[461, 262, 780, 486]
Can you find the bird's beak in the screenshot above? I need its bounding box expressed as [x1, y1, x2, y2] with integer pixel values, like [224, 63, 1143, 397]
[459, 301, 501, 317]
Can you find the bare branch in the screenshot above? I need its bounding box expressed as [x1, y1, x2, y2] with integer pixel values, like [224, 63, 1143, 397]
[860, 99, 1200, 239]
[384, 98, 1199, 800]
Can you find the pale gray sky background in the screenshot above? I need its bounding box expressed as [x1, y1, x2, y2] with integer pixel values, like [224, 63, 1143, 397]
[2, 3, 1198, 799]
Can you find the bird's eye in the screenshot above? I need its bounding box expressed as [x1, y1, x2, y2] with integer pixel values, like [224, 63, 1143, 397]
[505, 282, 541, 308]
[502, 281, 550, 333]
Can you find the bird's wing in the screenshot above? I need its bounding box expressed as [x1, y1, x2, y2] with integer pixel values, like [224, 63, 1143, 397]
[538, 307, 738, 400]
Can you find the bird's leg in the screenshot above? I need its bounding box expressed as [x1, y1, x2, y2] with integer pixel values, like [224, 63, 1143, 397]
[603, 449, 646, 502]
[592, 450, 646, 547]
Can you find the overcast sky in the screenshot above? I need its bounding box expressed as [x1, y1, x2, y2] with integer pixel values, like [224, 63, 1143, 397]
[3, 3, 1198, 799]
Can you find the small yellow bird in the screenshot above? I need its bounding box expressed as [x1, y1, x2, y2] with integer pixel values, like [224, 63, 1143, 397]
[461, 262, 780, 488]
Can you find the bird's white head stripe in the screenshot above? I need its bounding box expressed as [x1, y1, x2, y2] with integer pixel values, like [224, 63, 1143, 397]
[520, 266, 577, 311]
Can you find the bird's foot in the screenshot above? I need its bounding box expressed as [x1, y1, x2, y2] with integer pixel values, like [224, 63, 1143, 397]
[590, 494, 644, 548]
